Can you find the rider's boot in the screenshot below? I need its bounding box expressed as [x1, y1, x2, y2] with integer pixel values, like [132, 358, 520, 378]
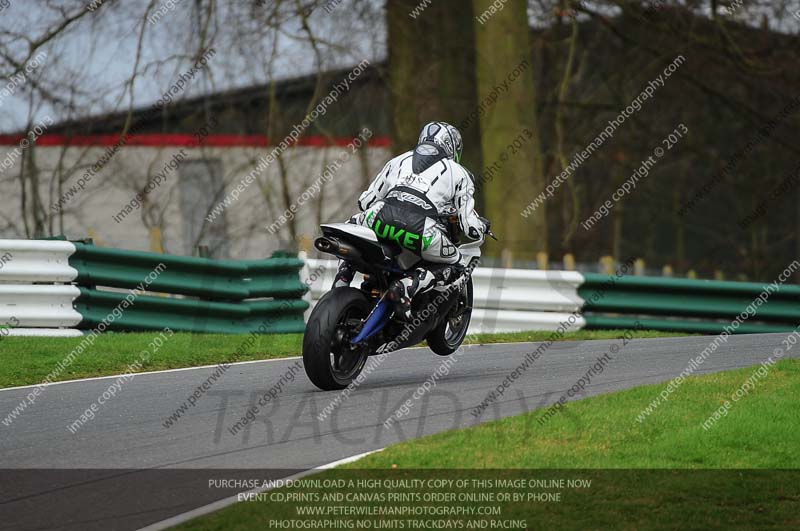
[388, 265, 458, 321]
[332, 260, 355, 288]
[388, 269, 430, 321]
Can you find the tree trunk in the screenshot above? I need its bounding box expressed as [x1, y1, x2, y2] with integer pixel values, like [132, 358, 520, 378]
[473, 0, 547, 258]
[386, 0, 483, 181]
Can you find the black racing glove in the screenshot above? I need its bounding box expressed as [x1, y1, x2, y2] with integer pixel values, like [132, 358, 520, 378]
[468, 217, 490, 240]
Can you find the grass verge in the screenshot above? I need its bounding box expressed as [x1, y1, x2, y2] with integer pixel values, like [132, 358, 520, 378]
[351, 359, 799, 469]
[174, 359, 800, 531]
[0, 329, 686, 388]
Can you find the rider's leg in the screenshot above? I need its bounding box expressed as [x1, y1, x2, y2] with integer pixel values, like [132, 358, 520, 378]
[387, 220, 461, 320]
[332, 260, 356, 288]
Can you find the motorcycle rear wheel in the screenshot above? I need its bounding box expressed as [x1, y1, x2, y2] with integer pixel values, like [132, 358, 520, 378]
[303, 287, 372, 390]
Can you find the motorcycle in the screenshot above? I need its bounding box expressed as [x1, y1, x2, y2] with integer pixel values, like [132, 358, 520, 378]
[302, 210, 494, 390]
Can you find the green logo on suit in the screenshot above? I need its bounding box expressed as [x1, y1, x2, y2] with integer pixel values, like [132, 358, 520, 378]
[373, 218, 420, 250]
[366, 211, 432, 252]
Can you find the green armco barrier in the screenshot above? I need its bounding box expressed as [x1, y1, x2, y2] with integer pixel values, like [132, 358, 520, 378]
[582, 289, 800, 321]
[579, 273, 800, 333]
[241, 257, 308, 299]
[74, 288, 307, 334]
[581, 274, 800, 298]
[70, 242, 307, 300]
[584, 315, 797, 335]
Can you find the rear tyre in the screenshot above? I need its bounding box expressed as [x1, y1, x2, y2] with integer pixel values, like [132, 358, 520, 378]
[303, 287, 372, 391]
[427, 277, 473, 356]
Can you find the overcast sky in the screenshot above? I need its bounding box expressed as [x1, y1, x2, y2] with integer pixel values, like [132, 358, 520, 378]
[1, 0, 796, 134]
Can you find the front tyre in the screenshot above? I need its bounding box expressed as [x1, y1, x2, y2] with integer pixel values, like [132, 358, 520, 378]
[303, 287, 372, 391]
[426, 277, 473, 356]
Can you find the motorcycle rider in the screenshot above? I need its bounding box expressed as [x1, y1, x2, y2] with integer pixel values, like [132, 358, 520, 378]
[333, 121, 487, 320]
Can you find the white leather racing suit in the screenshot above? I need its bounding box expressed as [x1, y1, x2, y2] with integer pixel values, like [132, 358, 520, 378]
[354, 144, 485, 265]
[333, 141, 486, 319]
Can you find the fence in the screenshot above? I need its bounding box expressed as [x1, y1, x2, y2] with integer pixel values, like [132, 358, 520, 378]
[1, 241, 797, 337]
[0, 239, 308, 336]
[303, 259, 800, 335]
[579, 273, 800, 334]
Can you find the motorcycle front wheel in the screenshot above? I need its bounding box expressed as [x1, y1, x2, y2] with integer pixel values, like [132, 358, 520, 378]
[303, 287, 372, 391]
[426, 276, 473, 356]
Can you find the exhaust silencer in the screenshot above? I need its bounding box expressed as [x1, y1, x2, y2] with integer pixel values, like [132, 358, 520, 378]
[314, 236, 362, 262]
[314, 236, 336, 253]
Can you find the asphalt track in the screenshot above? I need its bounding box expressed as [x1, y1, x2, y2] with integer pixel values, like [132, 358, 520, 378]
[0, 332, 794, 530]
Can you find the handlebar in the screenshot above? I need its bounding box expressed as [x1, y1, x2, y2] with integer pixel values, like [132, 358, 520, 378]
[478, 216, 498, 241]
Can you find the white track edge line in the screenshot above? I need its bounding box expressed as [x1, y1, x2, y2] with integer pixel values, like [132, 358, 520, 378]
[136, 448, 385, 531]
[0, 343, 457, 393]
[0, 356, 302, 393]
[0, 340, 565, 393]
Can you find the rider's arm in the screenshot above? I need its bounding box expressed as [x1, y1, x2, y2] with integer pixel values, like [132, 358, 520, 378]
[357, 159, 394, 211]
[454, 167, 485, 240]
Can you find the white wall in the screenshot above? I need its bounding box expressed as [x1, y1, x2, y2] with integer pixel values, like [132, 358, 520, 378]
[0, 143, 391, 258]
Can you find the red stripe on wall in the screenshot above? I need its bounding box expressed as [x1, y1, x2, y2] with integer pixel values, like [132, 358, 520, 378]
[0, 133, 392, 148]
